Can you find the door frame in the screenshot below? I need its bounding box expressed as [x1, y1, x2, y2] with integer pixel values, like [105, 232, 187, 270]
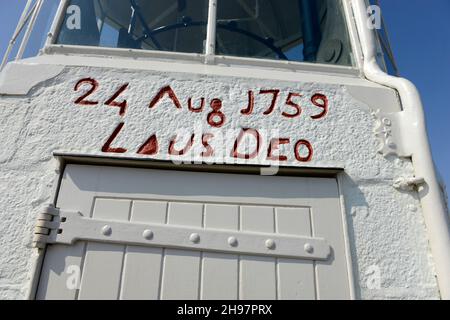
[27, 152, 356, 300]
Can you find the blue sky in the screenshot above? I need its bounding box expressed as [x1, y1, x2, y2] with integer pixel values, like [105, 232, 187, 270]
[0, 1, 26, 57]
[0, 0, 449, 188]
[379, 0, 450, 188]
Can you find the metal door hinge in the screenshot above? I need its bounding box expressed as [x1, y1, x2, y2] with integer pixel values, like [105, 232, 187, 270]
[33, 204, 331, 260]
[33, 204, 61, 249]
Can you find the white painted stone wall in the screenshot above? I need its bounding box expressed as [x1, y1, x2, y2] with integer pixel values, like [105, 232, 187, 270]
[0, 62, 440, 299]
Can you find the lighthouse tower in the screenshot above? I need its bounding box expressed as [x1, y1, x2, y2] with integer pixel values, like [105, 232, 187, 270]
[0, 0, 448, 300]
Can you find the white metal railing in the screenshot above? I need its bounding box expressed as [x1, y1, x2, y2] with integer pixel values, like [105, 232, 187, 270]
[15, 0, 45, 62]
[0, 0, 35, 71]
[0, 0, 47, 71]
[45, 0, 69, 47]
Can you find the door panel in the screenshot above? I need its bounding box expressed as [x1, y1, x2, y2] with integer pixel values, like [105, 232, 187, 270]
[160, 202, 203, 299]
[78, 199, 130, 300]
[240, 206, 277, 299]
[36, 165, 351, 300]
[276, 207, 315, 299]
[120, 200, 167, 300]
[201, 204, 239, 299]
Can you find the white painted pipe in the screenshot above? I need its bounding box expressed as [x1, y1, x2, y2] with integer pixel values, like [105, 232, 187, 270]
[205, 0, 218, 63]
[353, 0, 450, 299]
[45, 0, 70, 47]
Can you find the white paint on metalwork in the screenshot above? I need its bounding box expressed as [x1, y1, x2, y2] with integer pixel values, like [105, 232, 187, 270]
[0, 0, 33, 71]
[44, 0, 69, 47]
[16, 0, 44, 62]
[205, 0, 218, 63]
[37, 209, 331, 260]
[353, 0, 450, 299]
[43, 44, 360, 76]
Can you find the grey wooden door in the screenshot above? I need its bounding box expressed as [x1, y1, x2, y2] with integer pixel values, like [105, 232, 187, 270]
[36, 164, 351, 299]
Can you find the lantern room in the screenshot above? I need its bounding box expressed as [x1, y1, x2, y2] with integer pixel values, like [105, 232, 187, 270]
[55, 0, 353, 65]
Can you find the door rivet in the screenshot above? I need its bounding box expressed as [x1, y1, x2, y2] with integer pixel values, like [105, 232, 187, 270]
[382, 118, 392, 126]
[143, 229, 154, 240]
[304, 243, 314, 253]
[228, 236, 238, 247]
[189, 233, 200, 243]
[101, 225, 112, 236]
[265, 239, 275, 249]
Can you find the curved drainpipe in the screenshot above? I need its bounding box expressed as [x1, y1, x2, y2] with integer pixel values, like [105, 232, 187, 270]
[353, 0, 450, 299]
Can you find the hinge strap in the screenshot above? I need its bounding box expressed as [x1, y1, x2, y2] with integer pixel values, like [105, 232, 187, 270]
[48, 210, 330, 260]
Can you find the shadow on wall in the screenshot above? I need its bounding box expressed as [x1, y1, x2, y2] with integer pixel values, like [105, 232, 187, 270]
[338, 172, 369, 300]
[66, 164, 340, 201]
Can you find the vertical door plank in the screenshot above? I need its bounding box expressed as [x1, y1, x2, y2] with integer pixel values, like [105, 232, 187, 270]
[35, 245, 84, 300]
[120, 201, 167, 300]
[77, 199, 130, 300]
[276, 207, 315, 299]
[36, 165, 99, 300]
[160, 202, 203, 299]
[308, 178, 351, 299]
[240, 206, 276, 299]
[201, 204, 239, 299]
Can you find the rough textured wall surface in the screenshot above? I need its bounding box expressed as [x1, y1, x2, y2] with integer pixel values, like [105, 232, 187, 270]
[0, 64, 439, 299]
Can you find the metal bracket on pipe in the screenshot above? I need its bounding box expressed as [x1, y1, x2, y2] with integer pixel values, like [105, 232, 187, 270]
[372, 109, 415, 158]
[34, 205, 331, 261]
[393, 176, 425, 192]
